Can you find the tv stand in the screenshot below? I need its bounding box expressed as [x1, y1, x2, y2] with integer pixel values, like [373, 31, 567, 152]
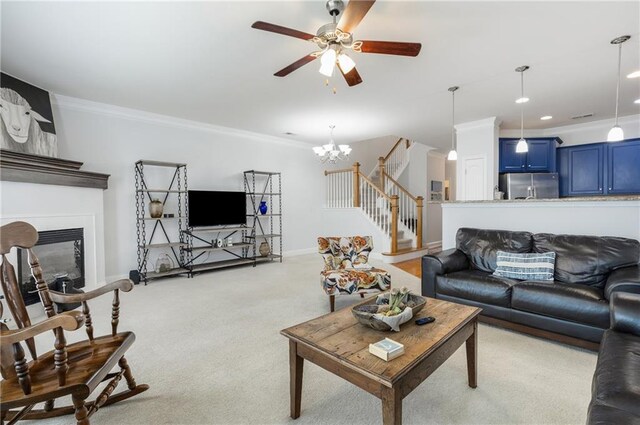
[182, 226, 255, 274]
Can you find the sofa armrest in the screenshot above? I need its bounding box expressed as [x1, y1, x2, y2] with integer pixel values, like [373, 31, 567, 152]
[421, 249, 470, 298]
[604, 265, 640, 300]
[610, 292, 640, 337]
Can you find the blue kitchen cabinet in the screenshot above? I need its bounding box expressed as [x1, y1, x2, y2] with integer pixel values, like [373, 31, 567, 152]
[559, 143, 605, 196]
[557, 139, 640, 197]
[499, 138, 560, 173]
[606, 138, 640, 194]
[499, 139, 526, 172]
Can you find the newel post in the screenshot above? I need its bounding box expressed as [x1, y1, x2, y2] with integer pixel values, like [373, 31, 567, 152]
[391, 195, 399, 253]
[416, 196, 424, 249]
[378, 157, 385, 191]
[353, 162, 360, 208]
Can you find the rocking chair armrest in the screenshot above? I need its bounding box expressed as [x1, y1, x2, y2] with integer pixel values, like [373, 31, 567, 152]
[48, 279, 134, 304]
[0, 311, 85, 345]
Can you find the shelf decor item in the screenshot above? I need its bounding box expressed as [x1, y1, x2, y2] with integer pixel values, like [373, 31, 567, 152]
[352, 290, 426, 331]
[259, 201, 268, 215]
[149, 199, 164, 218]
[154, 253, 174, 273]
[259, 241, 271, 257]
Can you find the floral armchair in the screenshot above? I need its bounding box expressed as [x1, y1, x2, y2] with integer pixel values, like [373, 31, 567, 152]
[318, 236, 391, 311]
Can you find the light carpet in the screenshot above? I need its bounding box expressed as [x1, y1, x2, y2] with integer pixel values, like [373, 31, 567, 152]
[25, 254, 597, 425]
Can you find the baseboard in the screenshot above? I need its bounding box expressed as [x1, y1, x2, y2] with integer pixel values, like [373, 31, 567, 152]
[426, 240, 442, 253]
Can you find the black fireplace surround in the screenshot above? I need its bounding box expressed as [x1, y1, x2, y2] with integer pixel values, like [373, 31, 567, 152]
[421, 228, 640, 345]
[17, 227, 85, 306]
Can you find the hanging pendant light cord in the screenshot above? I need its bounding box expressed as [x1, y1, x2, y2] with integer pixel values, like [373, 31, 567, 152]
[614, 43, 622, 126]
[520, 70, 525, 139]
[451, 90, 456, 151]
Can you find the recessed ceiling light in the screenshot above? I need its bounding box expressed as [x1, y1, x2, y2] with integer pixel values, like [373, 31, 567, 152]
[627, 70, 640, 79]
[635, 99, 640, 104]
[540, 115, 552, 120]
[515, 97, 530, 104]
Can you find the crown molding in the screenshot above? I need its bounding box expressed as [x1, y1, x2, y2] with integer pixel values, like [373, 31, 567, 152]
[51, 94, 313, 150]
[454, 117, 501, 132]
[540, 114, 640, 136]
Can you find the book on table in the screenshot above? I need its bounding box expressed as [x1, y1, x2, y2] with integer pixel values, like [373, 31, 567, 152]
[369, 338, 405, 361]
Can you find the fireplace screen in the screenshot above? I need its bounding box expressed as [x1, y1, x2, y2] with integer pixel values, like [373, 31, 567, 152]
[17, 228, 85, 306]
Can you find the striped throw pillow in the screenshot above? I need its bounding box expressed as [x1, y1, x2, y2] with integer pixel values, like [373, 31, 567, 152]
[493, 251, 556, 281]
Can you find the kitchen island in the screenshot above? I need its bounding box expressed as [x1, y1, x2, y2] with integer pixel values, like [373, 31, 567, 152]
[441, 196, 640, 249]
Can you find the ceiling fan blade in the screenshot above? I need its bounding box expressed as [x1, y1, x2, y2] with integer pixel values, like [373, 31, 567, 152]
[251, 21, 314, 41]
[339, 64, 363, 87]
[337, 0, 376, 34]
[359, 40, 422, 57]
[274, 55, 318, 77]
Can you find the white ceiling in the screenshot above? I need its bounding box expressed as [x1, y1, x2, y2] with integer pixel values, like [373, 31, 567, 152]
[2, 1, 639, 150]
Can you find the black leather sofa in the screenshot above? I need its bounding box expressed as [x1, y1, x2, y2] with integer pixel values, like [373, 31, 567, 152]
[587, 292, 640, 425]
[422, 228, 640, 347]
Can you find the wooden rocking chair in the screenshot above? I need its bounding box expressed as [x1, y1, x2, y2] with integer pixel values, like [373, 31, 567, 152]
[0, 221, 149, 424]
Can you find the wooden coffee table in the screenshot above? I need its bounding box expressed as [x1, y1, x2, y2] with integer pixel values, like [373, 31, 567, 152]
[280, 296, 481, 425]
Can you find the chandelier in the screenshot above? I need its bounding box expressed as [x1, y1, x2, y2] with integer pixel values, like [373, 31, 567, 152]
[312, 125, 351, 163]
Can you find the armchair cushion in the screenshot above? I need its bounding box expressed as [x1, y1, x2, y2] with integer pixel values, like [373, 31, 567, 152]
[321, 268, 391, 296]
[318, 236, 373, 270]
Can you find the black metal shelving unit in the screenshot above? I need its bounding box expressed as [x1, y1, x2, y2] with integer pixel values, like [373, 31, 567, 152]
[244, 170, 283, 263]
[182, 226, 253, 274]
[134, 160, 189, 284]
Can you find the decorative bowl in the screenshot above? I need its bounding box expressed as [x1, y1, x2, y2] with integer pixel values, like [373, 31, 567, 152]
[351, 293, 427, 331]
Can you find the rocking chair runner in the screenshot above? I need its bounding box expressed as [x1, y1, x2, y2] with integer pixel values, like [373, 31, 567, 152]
[0, 221, 148, 425]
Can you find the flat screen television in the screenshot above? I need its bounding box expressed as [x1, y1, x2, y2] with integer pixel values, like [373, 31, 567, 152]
[188, 190, 246, 227]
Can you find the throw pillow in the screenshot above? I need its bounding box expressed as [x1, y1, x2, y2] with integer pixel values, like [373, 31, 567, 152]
[493, 251, 556, 281]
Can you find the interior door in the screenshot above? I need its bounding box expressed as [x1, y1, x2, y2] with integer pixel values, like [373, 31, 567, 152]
[462, 156, 486, 200]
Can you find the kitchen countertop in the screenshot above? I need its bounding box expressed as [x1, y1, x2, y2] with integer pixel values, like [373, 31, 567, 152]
[443, 195, 640, 204]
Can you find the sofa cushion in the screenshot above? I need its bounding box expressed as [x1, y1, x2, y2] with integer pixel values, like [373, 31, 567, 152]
[456, 228, 533, 273]
[587, 403, 640, 425]
[591, 330, 640, 417]
[511, 281, 609, 328]
[493, 250, 556, 281]
[436, 270, 518, 307]
[533, 233, 640, 288]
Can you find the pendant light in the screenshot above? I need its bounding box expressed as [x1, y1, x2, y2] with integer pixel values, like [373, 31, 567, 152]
[515, 66, 529, 153]
[607, 35, 630, 142]
[447, 86, 459, 161]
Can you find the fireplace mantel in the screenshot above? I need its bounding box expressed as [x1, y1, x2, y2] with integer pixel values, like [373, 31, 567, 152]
[0, 149, 109, 189]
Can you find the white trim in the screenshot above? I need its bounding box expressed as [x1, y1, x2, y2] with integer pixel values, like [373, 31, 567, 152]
[442, 200, 640, 208]
[426, 240, 442, 252]
[52, 94, 313, 150]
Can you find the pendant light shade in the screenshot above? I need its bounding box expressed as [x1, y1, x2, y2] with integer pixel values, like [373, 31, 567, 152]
[319, 47, 337, 77]
[447, 86, 459, 161]
[515, 66, 529, 154]
[608, 35, 630, 142]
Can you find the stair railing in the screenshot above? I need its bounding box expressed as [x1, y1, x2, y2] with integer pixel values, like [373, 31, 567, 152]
[382, 171, 423, 250]
[324, 162, 423, 253]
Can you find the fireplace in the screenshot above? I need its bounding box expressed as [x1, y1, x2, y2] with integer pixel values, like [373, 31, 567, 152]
[17, 228, 85, 306]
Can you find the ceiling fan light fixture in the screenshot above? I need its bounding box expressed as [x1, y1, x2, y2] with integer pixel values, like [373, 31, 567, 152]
[319, 47, 337, 77]
[337, 52, 356, 73]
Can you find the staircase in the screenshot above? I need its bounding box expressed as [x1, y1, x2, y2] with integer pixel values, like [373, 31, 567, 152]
[324, 138, 425, 260]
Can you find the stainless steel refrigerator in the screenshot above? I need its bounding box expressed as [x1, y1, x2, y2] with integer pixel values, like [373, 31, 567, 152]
[499, 173, 559, 200]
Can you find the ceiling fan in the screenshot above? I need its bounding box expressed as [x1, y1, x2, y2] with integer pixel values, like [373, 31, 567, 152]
[251, 0, 422, 87]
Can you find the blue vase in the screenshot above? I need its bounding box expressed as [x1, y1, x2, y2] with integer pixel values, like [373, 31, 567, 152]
[259, 201, 268, 215]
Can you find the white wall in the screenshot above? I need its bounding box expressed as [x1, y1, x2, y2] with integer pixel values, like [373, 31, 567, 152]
[442, 200, 640, 250]
[426, 152, 446, 245]
[48, 95, 326, 281]
[324, 135, 399, 176]
[455, 117, 500, 200]
[445, 158, 456, 201]
[499, 114, 640, 146]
